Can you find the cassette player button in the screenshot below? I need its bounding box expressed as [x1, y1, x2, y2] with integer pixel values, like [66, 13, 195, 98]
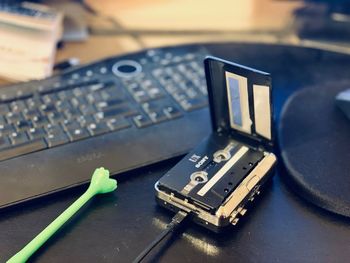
[245, 175, 261, 190]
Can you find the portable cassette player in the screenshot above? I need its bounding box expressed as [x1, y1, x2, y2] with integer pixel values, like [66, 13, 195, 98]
[155, 56, 277, 232]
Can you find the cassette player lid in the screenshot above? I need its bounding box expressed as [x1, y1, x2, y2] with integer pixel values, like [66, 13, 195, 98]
[204, 56, 274, 149]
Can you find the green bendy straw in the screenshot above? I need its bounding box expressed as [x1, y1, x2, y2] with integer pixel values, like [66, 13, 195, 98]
[7, 167, 117, 263]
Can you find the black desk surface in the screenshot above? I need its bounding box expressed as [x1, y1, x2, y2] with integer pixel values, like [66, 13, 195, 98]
[1, 43, 350, 262]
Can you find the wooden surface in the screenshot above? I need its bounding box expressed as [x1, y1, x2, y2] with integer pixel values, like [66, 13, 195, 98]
[85, 0, 302, 31]
[55, 36, 141, 64]
[0, 0, 302, 85]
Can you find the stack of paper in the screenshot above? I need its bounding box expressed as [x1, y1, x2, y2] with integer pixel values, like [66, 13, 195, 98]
[0, 2, 62, 81]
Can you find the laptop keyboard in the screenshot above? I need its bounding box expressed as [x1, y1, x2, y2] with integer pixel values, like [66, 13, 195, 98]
[0, 47, 208, 162]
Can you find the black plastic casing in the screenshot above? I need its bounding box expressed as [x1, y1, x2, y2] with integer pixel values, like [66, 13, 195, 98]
[156, 56, 276, 232]
[204, 56, 274, 151]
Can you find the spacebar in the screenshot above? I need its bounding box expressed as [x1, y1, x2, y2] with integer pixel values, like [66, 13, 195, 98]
[0, 139, 48, 162]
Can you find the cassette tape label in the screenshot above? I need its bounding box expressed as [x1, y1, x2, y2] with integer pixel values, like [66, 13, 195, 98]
[197, 146, 249, 197]
[188, 142, 264, 210]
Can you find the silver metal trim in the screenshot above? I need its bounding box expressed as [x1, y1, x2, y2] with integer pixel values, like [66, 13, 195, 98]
[111, 60, 142, 78]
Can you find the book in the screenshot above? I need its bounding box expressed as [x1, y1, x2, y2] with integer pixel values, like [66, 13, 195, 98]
[0, 2, 62, 81]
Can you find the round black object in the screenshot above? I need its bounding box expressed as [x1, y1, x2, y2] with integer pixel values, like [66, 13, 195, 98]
[111, 60, 142, 77]
[118, 64, 137, 73]
[279, 81, 350, 217]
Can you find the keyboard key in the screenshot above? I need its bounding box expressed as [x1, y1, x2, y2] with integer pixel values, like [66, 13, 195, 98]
[57, 90, 68, 100]
[148, 111, 168, 123]
[28, 127, 46, 140]
[77, 115, 95, 126]
[62, 120, 89, 141]
[23, 108, 40, 119]
[0, 116, 6, 125]
[133, 90, 150, 102]
[0, 124, 15, 135]
[42, 94, 57, 104]
[25, 97, 42, 109]
[180, 98, 208, 111]
[32, 115, 49, 127]
[80, 104, 96, 115]
[6, 112, 23, 123]
[0, 136, 11, 149]
[100, 87, 125, 101]
[72, 88, 84, 97]
[96, 105, 138, 119]
[9, 132, 29, 145]
[45, 125, 69, 147]
[172, 91, 187, 102]
[87, 122, 110, 136]
[55, 100, 71, 111]
[107, 118, 131, 131]
[163, 106, 183, 119]
[88, 82, 106, 92]
[147, 87, 164, 99]
[48, 111, 64, 124]
[45, 124, 64, 134]
[15, 120, 32, 131]
[40, 103, 56, 113]
[63, 107, 81, 119]
[133, 114, 152, 128]
[46, 133, 69, 147]
[71, 96, 87, 107]
[67, 127, 90, 142]
[164, 83, 179, 94]
[10, 101, 26, 112]
[86, 92, 103, 104]
[96, 98, 124, 110]
[185, 87, 199, 99]
[142, 99, 181, 122]
[126, 83, 141, 92]
[0, 139, 47, 161]
[0, 104, 10, 115]
[142, 101, 168, 121]
[62, 120, 81, 131]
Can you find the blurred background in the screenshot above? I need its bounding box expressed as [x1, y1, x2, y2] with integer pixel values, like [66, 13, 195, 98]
[1, 0, 350, 84]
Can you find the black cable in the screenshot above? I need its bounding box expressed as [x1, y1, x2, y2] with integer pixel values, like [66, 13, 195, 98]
[133, 210, 189, 263]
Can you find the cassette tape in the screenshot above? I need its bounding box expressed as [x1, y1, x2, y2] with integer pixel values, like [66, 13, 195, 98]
[155, 56, 277, 232]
